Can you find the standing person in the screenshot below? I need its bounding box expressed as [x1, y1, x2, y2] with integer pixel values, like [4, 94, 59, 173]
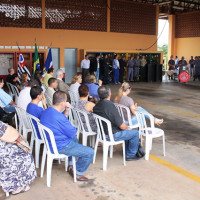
[134, 55, 141, 82]
[81, 55, 90, 83]
[43, 68, 54, 89]
[175, 56, 179, 69]
[0, 78, 16, 113]
[103, 55, 110, 85]
[140, 55, 147, 82]
[127, 56, 135, 82]
[94, 55, 101, 82]
[0, 121, 37, 195]
[56, 69, 69, 95]
[40, 91, 94, 181]
[193, 56, 200, 81]
[6, 68, 15, 84]
[93, 86, 141, 161]
[168, 56, 175, 80]
[113, 55, 120, 84]
[189, 56, 195, 78]
[119, 56, 126, 83]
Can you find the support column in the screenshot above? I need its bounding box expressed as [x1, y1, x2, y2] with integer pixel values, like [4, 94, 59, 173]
[42, 0, 45, 29]
[168, 15, 176, 58]
[107, 0, 110, 32]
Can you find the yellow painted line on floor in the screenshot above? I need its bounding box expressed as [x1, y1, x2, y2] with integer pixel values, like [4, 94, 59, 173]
[150, 154, 200, 184]
[135, 99, 200, 119]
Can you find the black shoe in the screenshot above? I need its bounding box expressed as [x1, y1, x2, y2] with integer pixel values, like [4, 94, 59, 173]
[126, 155, 140, 161]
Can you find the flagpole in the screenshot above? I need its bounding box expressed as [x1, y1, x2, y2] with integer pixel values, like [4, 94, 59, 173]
[16, 42, 20, 50]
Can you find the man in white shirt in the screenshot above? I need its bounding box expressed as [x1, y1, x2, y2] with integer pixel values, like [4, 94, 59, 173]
[81, 55, 90, 83]
[17, 78, 43, 111]
[45, 78, 58, 106]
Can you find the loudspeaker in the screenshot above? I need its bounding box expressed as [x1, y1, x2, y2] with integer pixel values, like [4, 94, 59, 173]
[156, 64, 163, 82]
[148, 64, 156, 82]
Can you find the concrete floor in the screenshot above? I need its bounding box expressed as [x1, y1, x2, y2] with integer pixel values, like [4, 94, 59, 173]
[1, 80, 200, 200]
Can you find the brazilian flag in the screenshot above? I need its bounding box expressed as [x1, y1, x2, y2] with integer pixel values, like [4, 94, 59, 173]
[33, 42, 40, 75]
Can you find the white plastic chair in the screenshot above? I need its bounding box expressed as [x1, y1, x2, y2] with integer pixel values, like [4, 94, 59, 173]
[68, 91, 79, 107]
[37, 122, 77, 186]
[6, 82, 14, 98]
[135, 110, 166, 160]
[15, 106, 34, 149]
[92, 114, 126, 171]
[73, 108, 97, 148]
[26, 113, 46, 169]
[114, 103, 139, 129]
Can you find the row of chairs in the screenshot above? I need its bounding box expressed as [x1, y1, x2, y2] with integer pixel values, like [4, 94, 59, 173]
[12, 102, 165, 192]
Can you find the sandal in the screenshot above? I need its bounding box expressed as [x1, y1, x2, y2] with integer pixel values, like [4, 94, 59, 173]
[12, 185, 30, 195]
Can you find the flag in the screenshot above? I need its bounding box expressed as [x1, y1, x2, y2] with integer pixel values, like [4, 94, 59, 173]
[43, 48, 53, 77]
[17, 51, 31, 82]
[33, 42, 40, 75]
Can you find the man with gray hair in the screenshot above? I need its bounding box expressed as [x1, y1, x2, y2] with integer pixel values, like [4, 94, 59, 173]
[93, 86, 141, 161]
[56, 69, 69, 95]
[6, 68, 15, 84]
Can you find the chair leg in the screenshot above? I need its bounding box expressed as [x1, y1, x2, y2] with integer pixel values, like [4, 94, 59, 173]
[82, 135, 87, 146]
[47, 156, 53, 187]
[122, 142, 126, 166]
[65, 157, 69, 171]
[109, 145, 113, 158]
[6, 192, 9, 197]
[41, 146, 47, 178]
[30, 134, 35, 153]
[72, 156, 76, 182]
[35, 141, 41, 168]
[93, 137, 99, 164]
[15, 114, 18, 131]
[163, 135, 166, 156]
[103, 144, 109, 171]
[145, 137, 150, 161]
[19, 123, 22, 135]
[23, 128, 28, 140]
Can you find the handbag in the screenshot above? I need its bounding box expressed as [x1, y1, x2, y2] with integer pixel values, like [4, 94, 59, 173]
[136, 143, 145, 158]
[15, 135, 32, 154]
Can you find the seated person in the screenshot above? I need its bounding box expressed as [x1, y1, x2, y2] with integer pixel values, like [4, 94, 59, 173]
[69, 73, 82, 102]
[43, 68, 54, 89]
[56, 69, 69, 95]
[11, 73, 21, 91]
[75, 85, 97, 132]
[20, 72, 29, 89]
[114, 82, 163, 126]
[45, 78, 58, 106]
[0, 121, 37, 195]
[40, 91, 94, 181]
[6, 68, 15, 84]
[34, 73, 46, 93]
[0, 78, 16, 113]
[27, 86, 47, 119]
[85, 74, 102, 101]
[93, 86, 141, 161]
[17, 78, 43, 111]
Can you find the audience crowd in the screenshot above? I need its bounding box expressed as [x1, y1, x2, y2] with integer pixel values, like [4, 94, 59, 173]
[1, 52, 198, 196]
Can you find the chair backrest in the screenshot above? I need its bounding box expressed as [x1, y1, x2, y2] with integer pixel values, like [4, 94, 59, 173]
[12, 84, 20, 97]
[68, 107, 78, 128]
[73, 108, 93, 133]
[92, 113, 114, 142]
[15, 106, 31, 129]
[68, 91, 79, 107]
[26, 113, 42, 140]
[6, 82, 13, 96]
[114, 103, 133, 126]
[135, 110, 155, 135]
[37, 122, 59, 155]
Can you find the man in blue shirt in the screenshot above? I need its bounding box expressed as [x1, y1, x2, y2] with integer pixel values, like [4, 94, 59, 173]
[40, 91, 94, 181]
[0, 78, 16, 113]
[27, 86, 47, 140]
